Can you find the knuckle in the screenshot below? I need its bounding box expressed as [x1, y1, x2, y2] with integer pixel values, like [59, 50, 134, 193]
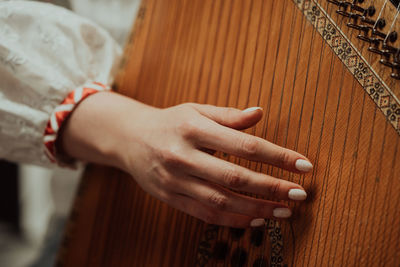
[222, 167, 246, 188]
[207, 190, 228, 210]
[176, 103, 196, 111]
[158, 171, 174, 188]
[268, 180, 282, 198]
[178, 119, 200, 139]
[276, 149, 291, 167]
[151, 165, 171, 186]
[240, 137, 259, 157]
[157, 189, 173, 203]
[180, 102, 195, 108]
[159, 147, 185, 167]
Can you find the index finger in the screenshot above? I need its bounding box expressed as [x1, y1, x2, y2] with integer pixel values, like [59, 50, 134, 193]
[194, 120, 313, 173]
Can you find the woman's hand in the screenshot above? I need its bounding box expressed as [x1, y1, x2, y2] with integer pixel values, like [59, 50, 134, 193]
[60, 92, 312, 228]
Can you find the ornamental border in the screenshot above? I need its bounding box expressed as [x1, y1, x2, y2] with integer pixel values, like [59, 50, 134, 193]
[294, 0, 400, 135]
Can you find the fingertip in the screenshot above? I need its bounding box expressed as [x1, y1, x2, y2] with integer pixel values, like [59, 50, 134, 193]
[242, 107, 263, 123]
[242, 107, 263, 113]
[229, 107, 263, 130]
[250, 218, 266, 227]
[288, 188, 307, 201]
[273, 207, 292, 219]
[295, 159, 313, 172]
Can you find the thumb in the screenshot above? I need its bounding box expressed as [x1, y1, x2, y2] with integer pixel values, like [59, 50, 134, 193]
[190, 104, 263, 130]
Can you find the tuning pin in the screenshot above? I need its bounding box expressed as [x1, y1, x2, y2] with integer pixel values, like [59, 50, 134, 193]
[327, 0, 341, 5]
[380, 58, 395, 68]
[347, 13, 363, 30]
[377, 38, 397, 67]
[376, 18, 386, 29]
[361, 16, 376, 25]
[358, 34, 373, 43]
[388, 31, 398, 43]
[337, 9, 352, 17]
[390, 51, 400, 79]
[366, 6, 376, 17]
[351, 4, 365, 13]
[357, 25, 373, 43]
[335, 1, 353, 17]
[368, 38, 384, 55]
[391, 71, 400, 80]
[382, 43, 398, 54]
[372, 28, 387, 39]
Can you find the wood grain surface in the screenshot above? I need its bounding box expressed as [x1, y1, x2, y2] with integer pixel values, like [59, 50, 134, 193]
[58, 0, 400, 266]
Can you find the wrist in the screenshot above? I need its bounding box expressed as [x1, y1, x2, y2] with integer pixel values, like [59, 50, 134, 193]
[59, 91, 152, 171]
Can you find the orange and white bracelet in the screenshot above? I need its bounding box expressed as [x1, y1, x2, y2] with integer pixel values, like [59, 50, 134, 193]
[43, 81, 110, 163]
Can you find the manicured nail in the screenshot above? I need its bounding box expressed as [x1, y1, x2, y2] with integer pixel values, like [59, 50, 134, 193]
[273, 208, 292, 218]
[243, 107, 262, 113]
[288, 189, 307, 201]
[250, 218, 265, 227]
[295, 159, 313, 172]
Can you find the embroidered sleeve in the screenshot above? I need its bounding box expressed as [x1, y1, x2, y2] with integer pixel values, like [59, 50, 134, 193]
[0, 1, 122, 167]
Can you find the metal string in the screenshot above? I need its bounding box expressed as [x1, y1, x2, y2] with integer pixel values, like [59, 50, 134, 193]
[373, 0, 389, 29]
[384, 1, 400, 42]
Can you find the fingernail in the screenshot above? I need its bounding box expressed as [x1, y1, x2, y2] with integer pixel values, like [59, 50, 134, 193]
[273, 208, 292, 218]
[295, 159, 313, 172]
[288, 189, 307, 201]
[242, 107, 262, 113]
[250, 218, 265, 227]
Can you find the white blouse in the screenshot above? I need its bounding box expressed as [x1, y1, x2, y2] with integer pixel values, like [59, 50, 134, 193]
[0, 0, 139, 167]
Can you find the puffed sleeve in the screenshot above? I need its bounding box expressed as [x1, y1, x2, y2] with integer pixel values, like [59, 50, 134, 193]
[0, 1, 122, 167]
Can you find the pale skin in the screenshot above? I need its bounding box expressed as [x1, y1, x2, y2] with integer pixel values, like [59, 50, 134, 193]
[60, 91, 313, 228]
